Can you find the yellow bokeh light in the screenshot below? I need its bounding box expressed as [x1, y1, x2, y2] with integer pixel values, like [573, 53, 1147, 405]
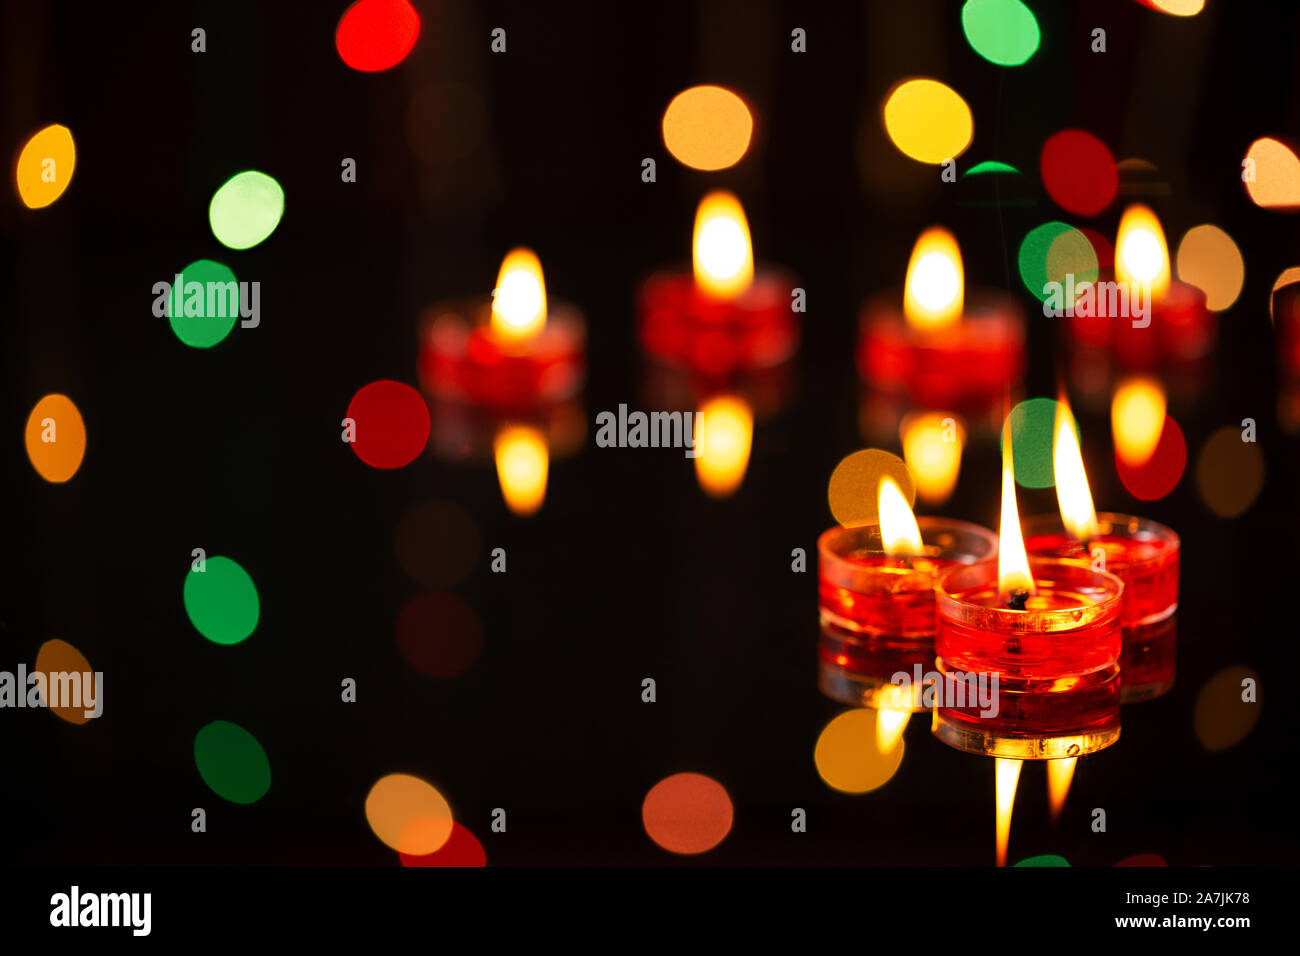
[1146, 0, 1205, 14]
[364, 773, 454, 856]
[694, 395, 753, 497]
[1194, 666, 1260, 751]
[883, 79, 973, 165]
[903, 228, 964, 331]
[24, 393, 86, 483]
[814, 709, 905, 794]
[1196, 425, 1265, 519]
[491, 248, 547, 344]
[827, 448, 915, 527]
[15, 124, 76, 209]
[900, 412, 963, 504]
[1243, 137, 1300, 210]
[662, 85, 753, 171]
[1176, 225, 1244, 312]
[494, 425, 549, 515]
[1115, 204, 1170, 297]
[692, 191, 754, 300]
[1111, 378, 1166, 468]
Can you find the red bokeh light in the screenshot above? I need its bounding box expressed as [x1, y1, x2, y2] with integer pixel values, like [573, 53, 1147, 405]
[336, 0, 421, 72]
[1041, 130, 1118, 217]
[346, 379, 430, 469]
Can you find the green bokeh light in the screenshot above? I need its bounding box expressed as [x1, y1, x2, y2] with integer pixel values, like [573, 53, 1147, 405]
[999, 398, 1079, 489]
[184, 555, 260, 644]
[209, 170, 284, 250]
[167, 259, 240, 348]
[964, 160, 1021, 177]
[194, 720, 271, 804]
[1014, 854, 1070, 867]
[962, 0, 1041, 67]
[1019, 222, 1099, 303]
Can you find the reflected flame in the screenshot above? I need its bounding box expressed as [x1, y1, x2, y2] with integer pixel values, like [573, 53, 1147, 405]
[1047, 757, 1077, 825]
[494, 425, 549, 515]
[876, 696, 911, 753]
[878, 476, 923, 557]
[1112, 378, 1167, 468]
[1053, 400, 1098, 542]
[901, 412, 963, 504]
[995, 757, 1022, 867]
[491, 248, 547, 343]
[998, 427, 1036, 600]
[1115, 204, 1170, 298]
[904, 227, 964, 331]
[694, 395, 753, 497]
[692, 191, 754, 299]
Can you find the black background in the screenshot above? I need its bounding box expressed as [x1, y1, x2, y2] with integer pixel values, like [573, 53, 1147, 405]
[2, 0, 1294, 866]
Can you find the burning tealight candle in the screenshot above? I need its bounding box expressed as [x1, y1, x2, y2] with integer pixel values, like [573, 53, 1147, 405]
[819, 466, 997, 710]
[931, 432, 1125, 759]
[1067, 205, 1214, 366]
[418, 248, 586, 515]
[857, 227, 1025, 410]
[638, 191, 799, 379]
[1022, 398, 1180, 701]
[419, 247, 585, 411]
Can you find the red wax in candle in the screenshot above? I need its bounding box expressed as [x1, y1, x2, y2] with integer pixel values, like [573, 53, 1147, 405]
[638, 269, 799, 377]
[1119, 615, 1177, 704]
[1274, 281, 1300, 376]
[932, 559, 1124, 759]
[1067, 272, 1213, 367]
[818, 518, 997, 710]
[856, 290, 1025, 407]
[1022, 512, 1179, 629]
[418, 299, 585, 411]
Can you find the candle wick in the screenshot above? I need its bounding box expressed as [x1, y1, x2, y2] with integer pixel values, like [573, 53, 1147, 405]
[1006, 588, 1029, 611]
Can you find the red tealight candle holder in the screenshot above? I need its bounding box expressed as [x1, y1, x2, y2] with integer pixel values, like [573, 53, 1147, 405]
[857, 228, 1025, 408]
[1024, 513, 1179, 705]
[1118, 615, 1177, 704]
[818, 518, 998, 709]
[638, 191, 799, 379]
[1022, 512, 1179, 629]
[857, 294, 1025, 408]
[1273, 279, 1300, 377]
[1066, 272, 1213, 367]
[418, 249, 585, 412]
[1067, 205, 1215, 367]
[932, 558, 1125, 759]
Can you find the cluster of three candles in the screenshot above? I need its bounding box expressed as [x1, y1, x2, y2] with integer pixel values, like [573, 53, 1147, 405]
[820, 401, 1179, 758]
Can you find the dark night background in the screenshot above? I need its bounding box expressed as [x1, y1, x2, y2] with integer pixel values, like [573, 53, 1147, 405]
[2, 0, 1294, 866]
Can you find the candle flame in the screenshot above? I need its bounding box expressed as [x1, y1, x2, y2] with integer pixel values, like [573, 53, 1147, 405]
[694, 395, 753, 497]
[997, 427, 1036, 600]
[904, 227, 964, 331]
[901, 412, 963, 504]
[692, 191, 754, 299]
[1112, 378, 1167, 468]
[1053, 400, 1098, 542]
[494, 424, 549, 515]
[1047, 757, 1077, 825]
[1115, 204, 1170, 298]
[491, 248, 547, 343]
[878, 476, 923, 557]
[995, 757, 1022, 867]
[876, 692, 911, 753]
